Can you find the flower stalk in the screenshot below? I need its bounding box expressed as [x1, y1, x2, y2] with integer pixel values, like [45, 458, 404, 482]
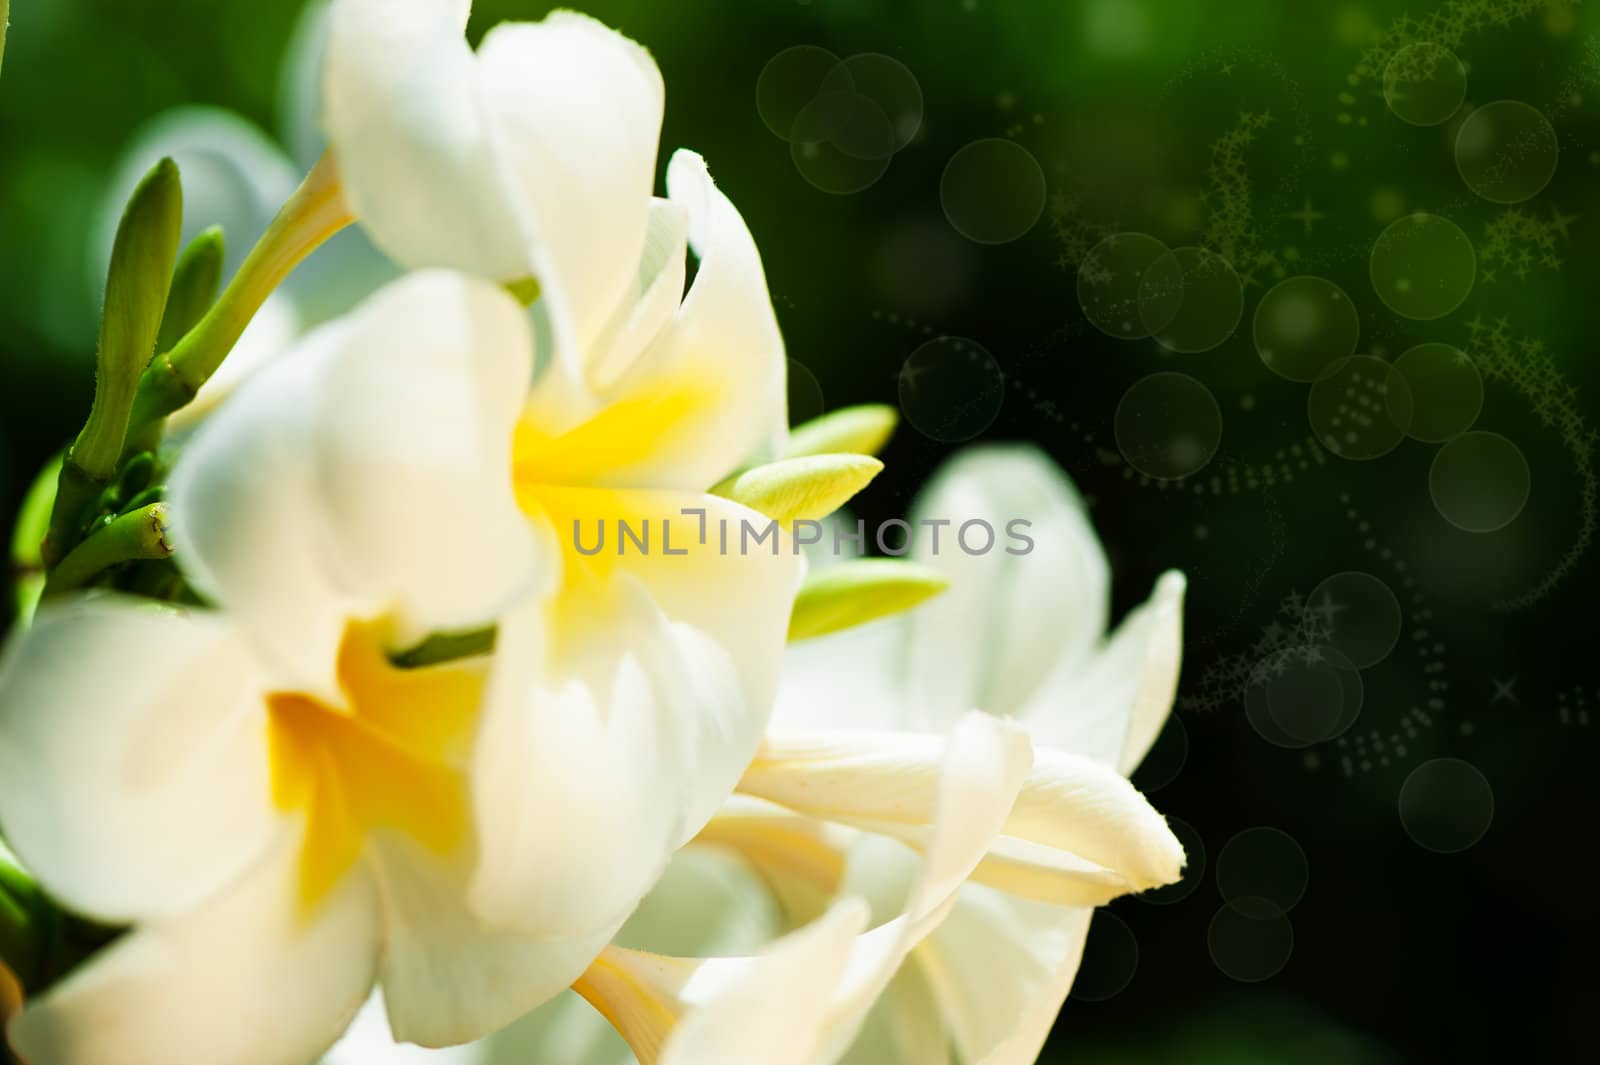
[123, 152, 354, 451]
[41, 503, 173, 599]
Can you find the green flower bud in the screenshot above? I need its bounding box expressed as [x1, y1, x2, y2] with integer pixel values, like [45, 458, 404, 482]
[715, 453, 883, 525]
[784, 404, 898, 460]
[43, 158, 183, 565]
[157, 225, 226, 353]
[787, 559, 948, 642]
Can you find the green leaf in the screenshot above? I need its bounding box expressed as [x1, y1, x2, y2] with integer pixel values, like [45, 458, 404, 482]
[788, 559, 948, 642]
[713, 454, 883, 525]
[157, 225, 225, 353]
[784, 404, 898, 459]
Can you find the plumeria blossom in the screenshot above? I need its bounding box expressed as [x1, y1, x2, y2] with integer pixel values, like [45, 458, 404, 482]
[0, 271, 629, 1065]
[317, 0, 816, 939]
[577, 446, 1184, 1065]
[315, 446, 1185, 1065]
[744, 444, 1188, 1063]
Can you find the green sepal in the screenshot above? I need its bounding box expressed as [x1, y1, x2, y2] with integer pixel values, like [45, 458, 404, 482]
[787, 559, 949, 642]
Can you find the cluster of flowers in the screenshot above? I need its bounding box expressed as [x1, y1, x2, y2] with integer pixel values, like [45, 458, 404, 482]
[0, 4, 1186, 1064]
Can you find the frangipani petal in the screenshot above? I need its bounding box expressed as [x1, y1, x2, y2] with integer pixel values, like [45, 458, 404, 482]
[169, 270, 538, 693]
[578, 712, 1033, 1065]
[614, 846, 786, 959]
[322, 993, 481, 1065]
[521, 153, 787, 491]
[470, 496, 801, 935]
[1022, 570, 1187, 773]
[323, 0, 532, 281]
[741, 724, 1183, 899]
[8, 842, 381, 1065]
[0, 600, 277, 924]
[475, 12, 664, 364]
[915, 889, 1092, 1065]
[654, 901, 870, 1065]
[903, 445, 1110, 727]
[370, 839, 617, 1049]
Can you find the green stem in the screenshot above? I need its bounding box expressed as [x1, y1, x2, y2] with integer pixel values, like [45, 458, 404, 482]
[125, 152, 353, 451]
[42, 503, 172, 598]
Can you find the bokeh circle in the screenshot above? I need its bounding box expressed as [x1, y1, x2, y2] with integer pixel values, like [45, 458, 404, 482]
[1263, 646, 1365, 746]
[819, 54, 924, 152]
[1137, 246, 1244, 353]
[1114, 372, 1224, 480]
[1307, 571, 1404, 670]
[1130, 715, 1188, 793]
[1208, 898, 1295, 982]
[1078, 232, 1172, 340]
[1245, 647, 1364, 749]
[1252, 275, 1361, 382]
[1382, 42, 1467, 126]
[1392, 342, 1484, 442]
[897, 336, 1006, 442]
[757, 46, 846, 141]
[789, 91, 895, 194]
[787, 359, 826, 426]
[1307, 355, 1414, 461]
[1369, 213, 1476, 320]
[1429, 431, 1531, 532]
[940, 139, 1049, 244]
[1454, 100, 1560, 204]
[1216, 827, 1309, 913]
[1399, 758, 1495, 853]
[1070, 911, 1140, 1002]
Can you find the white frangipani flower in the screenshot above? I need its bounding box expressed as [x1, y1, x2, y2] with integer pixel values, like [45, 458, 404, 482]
[0, 272, 602, 1065]
[315, 0, 811, 944]
[306, 444, 1184, 1065]
[756, 444, 1189, 1063]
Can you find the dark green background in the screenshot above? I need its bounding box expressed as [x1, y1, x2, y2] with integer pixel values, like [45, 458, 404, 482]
[3, 1, 1597, 1061]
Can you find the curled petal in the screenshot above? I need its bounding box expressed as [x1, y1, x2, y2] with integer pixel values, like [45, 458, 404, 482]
[741, 722, 1184, 903]
[581, 713, 1033, 1065]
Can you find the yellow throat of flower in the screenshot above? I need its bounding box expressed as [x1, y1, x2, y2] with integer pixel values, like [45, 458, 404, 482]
[265, 619, 484, 913]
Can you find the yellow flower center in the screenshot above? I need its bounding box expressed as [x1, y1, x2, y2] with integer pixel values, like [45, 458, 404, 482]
[265, 619, 484, 911]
